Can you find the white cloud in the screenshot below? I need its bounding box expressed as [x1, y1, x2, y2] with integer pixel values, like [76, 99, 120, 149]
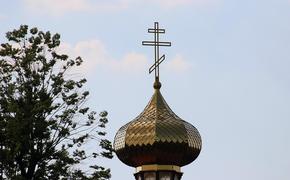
[24, 0, 129, 15]
[110, 52, 149, 73]
[58, 40, 108, 73]
[165, 54, 192, 72]
[24, 0, 90, 15]
[58, 40, 148, 75]
[24, 0, 220, 15]
[147, 0, 200, 8]
[0, 14, 7, 20]
[57, 40, 191, 75]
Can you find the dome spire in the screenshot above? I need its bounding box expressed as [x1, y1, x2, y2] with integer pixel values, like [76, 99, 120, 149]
[114, 22, 202, 180]
[142, 22, 171, 89]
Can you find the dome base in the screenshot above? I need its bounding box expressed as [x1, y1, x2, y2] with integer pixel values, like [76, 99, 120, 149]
[134, 164, 183, 180]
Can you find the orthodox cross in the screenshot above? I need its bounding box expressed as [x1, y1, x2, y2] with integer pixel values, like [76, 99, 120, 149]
[142, 22, 171, 80]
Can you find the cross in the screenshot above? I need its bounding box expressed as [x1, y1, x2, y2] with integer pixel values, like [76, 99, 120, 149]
[142, 22, 171, 80]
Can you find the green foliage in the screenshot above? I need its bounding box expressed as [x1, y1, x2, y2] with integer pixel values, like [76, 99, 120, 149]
[0, 25, 113, 179]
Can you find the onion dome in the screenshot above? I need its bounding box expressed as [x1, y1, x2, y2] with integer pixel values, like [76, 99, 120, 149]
[113, 81, 202, 167]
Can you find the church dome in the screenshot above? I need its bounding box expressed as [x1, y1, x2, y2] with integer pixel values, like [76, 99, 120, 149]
[113, 84, 202, 167]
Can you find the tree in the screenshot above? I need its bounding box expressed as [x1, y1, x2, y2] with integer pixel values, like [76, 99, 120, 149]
[0, 25, 113, 179]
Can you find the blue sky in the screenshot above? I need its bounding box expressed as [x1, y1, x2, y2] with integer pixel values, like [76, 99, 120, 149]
[1, 0, 290, 179]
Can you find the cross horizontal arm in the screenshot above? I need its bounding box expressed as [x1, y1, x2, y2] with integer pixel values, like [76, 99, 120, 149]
[142, 41, 171, 47]
[148, 28, 165, 33]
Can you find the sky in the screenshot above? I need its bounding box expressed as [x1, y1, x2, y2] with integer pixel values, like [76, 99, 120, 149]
[1, 0, 290, 180]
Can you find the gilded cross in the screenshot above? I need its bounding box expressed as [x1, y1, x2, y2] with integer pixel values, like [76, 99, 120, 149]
[142, 22, 171, 80]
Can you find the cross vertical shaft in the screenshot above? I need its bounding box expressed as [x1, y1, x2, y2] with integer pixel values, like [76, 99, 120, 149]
[154, 22, 158, 78]
[142, 22, 171, 82]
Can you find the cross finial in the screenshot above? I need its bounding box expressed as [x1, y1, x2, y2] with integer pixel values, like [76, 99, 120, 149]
[142, 22, 171, 87]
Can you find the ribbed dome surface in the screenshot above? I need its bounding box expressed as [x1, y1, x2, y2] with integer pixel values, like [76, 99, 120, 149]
[114, 88, 202, 167]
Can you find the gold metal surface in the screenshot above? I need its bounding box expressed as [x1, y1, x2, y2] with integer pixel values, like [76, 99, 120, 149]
[136, 164, 181, 173]
[114, 87, 202, 167]
[114, 22, 201, 172]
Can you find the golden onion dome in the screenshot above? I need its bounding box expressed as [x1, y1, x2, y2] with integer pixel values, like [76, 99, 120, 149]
[113, 82, 202, 167]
